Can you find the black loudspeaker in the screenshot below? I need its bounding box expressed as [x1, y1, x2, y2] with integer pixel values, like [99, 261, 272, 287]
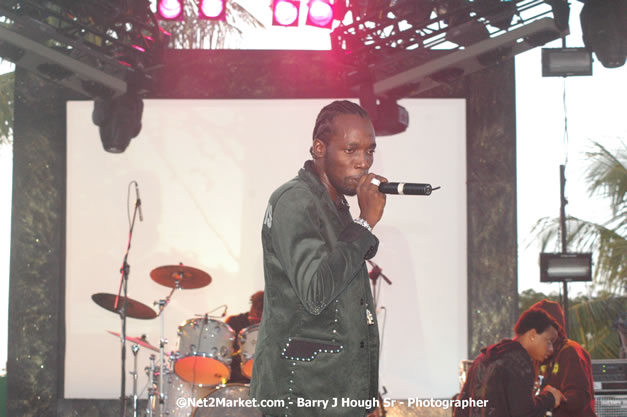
[594, 394, 627, 417]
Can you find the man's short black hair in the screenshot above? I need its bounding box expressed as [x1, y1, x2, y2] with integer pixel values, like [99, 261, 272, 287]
[312, 100, 370, 143]
[514, 308, 559, 336]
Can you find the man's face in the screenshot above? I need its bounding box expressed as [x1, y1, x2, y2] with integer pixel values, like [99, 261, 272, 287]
[318, 114, 376, 196]
[529, 326, 558, 362]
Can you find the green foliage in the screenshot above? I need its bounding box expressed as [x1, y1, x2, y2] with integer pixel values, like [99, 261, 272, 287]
[569, 296, 625, 359]
[519, 288, 560, 312]
[0, 70, 13, 145]
[519, 289, 626, 359]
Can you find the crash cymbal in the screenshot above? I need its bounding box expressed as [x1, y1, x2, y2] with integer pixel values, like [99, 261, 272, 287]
[150, 264, 212, 289]
[91, 293, 157, 320]
[107, 330, 159, 352]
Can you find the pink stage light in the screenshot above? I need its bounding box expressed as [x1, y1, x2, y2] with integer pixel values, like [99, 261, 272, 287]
[199, 0, 226, 20]
[307, 0, 334, 28]
[157, 0, 184, 21]
[273, 0, 301, 27]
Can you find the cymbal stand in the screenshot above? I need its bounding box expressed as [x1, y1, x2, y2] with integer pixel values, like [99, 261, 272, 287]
[114, 184, 141, 417]
[366, 259, 392, 417]
[131, 344, 140, 417]
[155, 285, 176, 417]
[145, 354, 157, 417]
[156, 286, 177, 317]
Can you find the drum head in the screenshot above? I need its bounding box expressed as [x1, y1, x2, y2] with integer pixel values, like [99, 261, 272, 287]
[175, 356, 231, 386]
[238, 324, 259, 379]
[192, 383, 262, 417]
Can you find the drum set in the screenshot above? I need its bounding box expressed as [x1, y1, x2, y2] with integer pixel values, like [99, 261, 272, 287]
[92, 263, 261, 417]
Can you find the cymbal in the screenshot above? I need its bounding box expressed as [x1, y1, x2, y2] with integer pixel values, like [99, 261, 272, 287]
[107, 330, 159, 352]
[91, 293, 157, 320]
[150, 264, 212, 289]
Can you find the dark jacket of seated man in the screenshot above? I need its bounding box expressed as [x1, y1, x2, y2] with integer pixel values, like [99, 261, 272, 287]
[454, 309, 565, 417]
[533, 299, 598, 417]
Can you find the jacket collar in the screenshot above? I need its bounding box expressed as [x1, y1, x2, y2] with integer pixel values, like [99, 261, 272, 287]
[299, 160, 350, 211]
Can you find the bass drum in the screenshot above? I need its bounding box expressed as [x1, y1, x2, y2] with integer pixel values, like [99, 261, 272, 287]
[192, 383, 262, 417]
[151, 369, 212, 417]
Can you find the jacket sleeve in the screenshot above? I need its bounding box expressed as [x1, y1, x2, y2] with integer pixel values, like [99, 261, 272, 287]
[452, 383, 470, 417]
[552, 346, 593, 413]
[270, 187, 378, 315]
[507, 352, 556, 417]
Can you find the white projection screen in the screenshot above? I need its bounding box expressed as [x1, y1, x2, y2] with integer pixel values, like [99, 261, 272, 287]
[65, 99, 467, 400]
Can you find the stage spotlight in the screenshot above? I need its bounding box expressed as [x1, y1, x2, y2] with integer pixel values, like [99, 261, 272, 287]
[199, 0, 226, 20]
[307, 0, 334, 28]
[273, 0, 301, 26]
[157, 0, 184, 21]
[373, 98, 409, 136]
[92, 93, 144, 153]
[540, 253, 592, 283]
[359, 84, 409, 136]
[580, 0, 626, 69]
[542, 48, 592, 77]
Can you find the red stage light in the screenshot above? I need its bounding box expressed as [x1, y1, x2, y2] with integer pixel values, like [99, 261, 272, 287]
[157, 0, 184, 21]
[199, 0, 226, 20]
[272, 0, 301, 26]
[307, 0, 334, 28]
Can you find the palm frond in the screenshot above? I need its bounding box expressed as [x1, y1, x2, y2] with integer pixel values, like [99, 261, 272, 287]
[532, 215, 626, 291]
[162, 0, 264, 49]
[568, 296, 626, 358]
[584, 141, 627, 216]
[531, 140, 626, 293]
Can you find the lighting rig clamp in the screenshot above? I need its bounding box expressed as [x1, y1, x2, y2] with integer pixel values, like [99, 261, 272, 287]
[0, 0, 169, 98]
[330, 0, 570, 99]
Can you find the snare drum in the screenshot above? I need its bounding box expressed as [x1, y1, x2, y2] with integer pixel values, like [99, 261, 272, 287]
[174, 318, 235, 385]
[238, 324, 259, 379]
[192, 383, 262, 417]
[151, 368, 212, 417]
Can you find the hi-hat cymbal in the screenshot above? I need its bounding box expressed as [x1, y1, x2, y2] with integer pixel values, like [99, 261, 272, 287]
[150, 264, 212, 289]
[107, 330, 159, 352]
[92, 293, 157, 320]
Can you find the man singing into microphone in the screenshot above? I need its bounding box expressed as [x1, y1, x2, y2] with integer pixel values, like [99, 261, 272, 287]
[250, 100, 387, 417]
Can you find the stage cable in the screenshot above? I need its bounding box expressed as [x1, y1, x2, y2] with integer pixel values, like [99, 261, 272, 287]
[562, 77, 570, 168]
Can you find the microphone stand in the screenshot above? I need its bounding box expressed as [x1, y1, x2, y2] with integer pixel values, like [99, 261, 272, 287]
[367, 259, 392, 307]
[114, 190, 141, 417]
[367, 259, 392, 417]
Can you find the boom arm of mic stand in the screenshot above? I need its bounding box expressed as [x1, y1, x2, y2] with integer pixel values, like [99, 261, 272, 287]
[367, 260, 393, 285]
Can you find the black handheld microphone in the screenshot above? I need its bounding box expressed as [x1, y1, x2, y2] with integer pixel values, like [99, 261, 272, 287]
[378, 182, 435, 195]
[134, 182, 143, 221]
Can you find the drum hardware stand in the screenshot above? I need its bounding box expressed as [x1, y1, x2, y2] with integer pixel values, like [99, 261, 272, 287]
[154, 289, 176, 417]
[367, 260, 392, 307]
[130, 344, 140, 417]
[114, 182, 142, 417]
[367, 259, 392, 417]
[145, 354, 157, 417]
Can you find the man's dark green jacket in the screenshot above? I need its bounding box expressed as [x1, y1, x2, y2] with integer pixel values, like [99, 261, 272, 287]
[250, 161, 380, 417]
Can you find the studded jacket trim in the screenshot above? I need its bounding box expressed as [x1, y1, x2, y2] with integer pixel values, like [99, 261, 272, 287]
[281, 337, 343, 361]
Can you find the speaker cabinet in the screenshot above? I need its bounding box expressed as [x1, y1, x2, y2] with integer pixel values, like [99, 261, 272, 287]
[595, 395, 627, 417]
